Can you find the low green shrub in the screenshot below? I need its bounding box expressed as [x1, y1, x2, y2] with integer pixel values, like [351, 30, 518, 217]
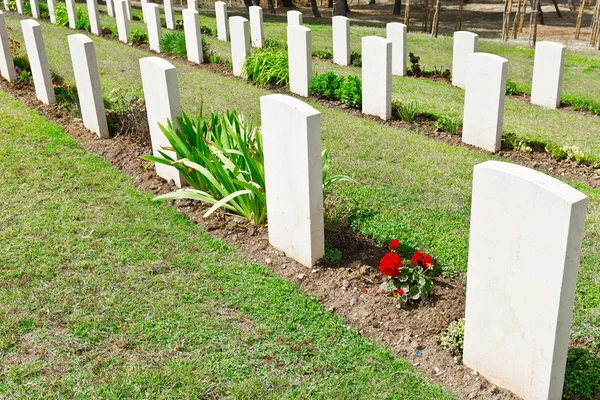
[24, 1, 49, 19]
[563, 348, 600, 400]
[309, 72, 344, 100]
[350, 51, 362, 67]
[16, 69, 33, 85]
[324, 248, 343, 265]
[392, 100, 420, 123]
[337, 75, 362, 108]
[200, 24, 216, 36]
[105, 88, 150, 144]
[129, 29, 149, 45]
[313, 48, 333, 60]
[433, 115, 461, 135]
[160, 31, 188, 57]
[264, 38, 287, 50]
[505, 78, 530, 96]
[438, 318, 465, 364]
[242, 48, 289, 87]
[54, 4, 89, 30]
[562, 93, 600, 115]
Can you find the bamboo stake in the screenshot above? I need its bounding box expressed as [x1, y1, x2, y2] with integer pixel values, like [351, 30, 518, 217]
[424, 0, 429, 32]
[590, 0, 600, 46]
[457, 0, 464, 30]
[432, 0, 440, 37]
[576, 0, 586, 39]
[502, 0, 509, 40]
[520, 0, 527, 32]
[512, 0, 522, 38]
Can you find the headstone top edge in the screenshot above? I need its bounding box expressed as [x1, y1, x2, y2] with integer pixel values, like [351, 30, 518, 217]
[261, 94, 320, 118]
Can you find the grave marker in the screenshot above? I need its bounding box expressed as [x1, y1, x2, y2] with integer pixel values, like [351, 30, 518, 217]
[464, 160, 587, 400]
[15, 0, 22, 14]
[386, 22, 407, 76]
[139, 57, 183, 187]
[462, 53, 507, 152]
[47, 0, 56, 23]
[147, 3, 162, 53]
[531, 41, 566, 110]
[249, 6, 263, 48]
[124, 0, 131, 20]
[115, 0, 130, 43]
[183, 8, 203, 64]
[30, 0, 39, 18]
[452, 31, 478, 89]
[21, 19, 55, 104]
[164, 0, 175, 29]
[287, 25, 311, 97]
[66, 0, 76, 28]
[287, 10, 302, 26]
[187, 0, 196, 10]
[68, 34, 109, 138]
[87, 0, 102, 35]
[260, 94, 325, 267]
[0, 11, 16, 82]
[106, 0, 114, 17]
[230, 16, 250, 77]
[215, 1, 228, 41]
[332, 16, 349, 66]
[362, 36, 392, 120]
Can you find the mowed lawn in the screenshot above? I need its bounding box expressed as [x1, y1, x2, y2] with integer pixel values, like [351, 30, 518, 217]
[2, 11, 600, 350]
[0, 89, 459, 398]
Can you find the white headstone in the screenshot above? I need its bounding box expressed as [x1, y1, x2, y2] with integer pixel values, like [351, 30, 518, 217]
[87, 0, 101, 35]
[260, 94, 325, 267]
[287, 10, 302, 26]
[140, 0, 147, 22]
[47, 0, 56, 23]
[106, 0, 114, 17]
[4, 0, 8, 11]
[146, 3, 162, 53]
[332, 16, 349, 66]
[230, 16, 250, 77]
[139, 57, 183, 187]
[68, 34, 109, 138]
[362, 36, 392, 120]
[115, 0, 130, 43]
[15, 0, 22, 14]
[287, 25, 311, 97]
[462, 53, 507, 152]
[66, 0, 76, 28]
[0, 11, 16, 82]
[215, 1, 228, 41]
[531, 41, 566, 110]
[124, 0, 131, 20]
[187, 0, 196, 10]
[183, 8, 203, 64]
[164, 0, 175, 29]
[249, 6, 264, 48]
[21, 19, 55, 104]
[30, 0, 40, 18]
[452, 31, 478, 89]
[386, 22, 407, 76]
[464, 160, 587, 400]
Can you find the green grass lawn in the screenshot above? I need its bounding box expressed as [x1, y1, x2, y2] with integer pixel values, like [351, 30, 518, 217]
[0, 89, 459, 398]
[2, 11, 600, 350]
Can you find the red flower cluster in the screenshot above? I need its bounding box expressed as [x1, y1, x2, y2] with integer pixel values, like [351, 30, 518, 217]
[389, 239, 400, 250]
[412, 251, 433, 269]
[379, 252, 402, 278]
[394, 289, 404, 295]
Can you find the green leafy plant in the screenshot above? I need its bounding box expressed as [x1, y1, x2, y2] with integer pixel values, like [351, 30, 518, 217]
[392, 100, 420, 123]
[53, 81, 80, 115]
[562, 93, 600, 115]
[200, 24, 216, 36]
[350, 51, 361, 67]
[16, 69, 33, 85]
[313, 48, 333, 60]
[143, 110, 267, 225]
[324, 248, 343, 265]
[264, 38, 287, 50]
[242, 48, 289, 87]
[322, 147, 353, 192]
[380, 240, 434, 307]
[129, 29, 149, 45]
[433, 115, 461, 135]
[54, 3, 69, 26]
[562, 347, 600, 400]
[24, 1, 49, 19]
[438, 318, 465, 364]
[309, 72, 344, 100]
[505, 78, 530, 96]
[337, 75, 362, 108]
[160, 31, 187, 57]
[105, 88, 149, 144]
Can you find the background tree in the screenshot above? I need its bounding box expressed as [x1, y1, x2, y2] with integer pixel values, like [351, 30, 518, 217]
[393, 0, 402, 14]
[311, 0, 322, 17]
[336, 0, 349, 16]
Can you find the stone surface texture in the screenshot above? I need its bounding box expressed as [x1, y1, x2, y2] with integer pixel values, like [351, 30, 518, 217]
[287, 25, 311, 97]
[68, 34, 109, 138]
[361, 36, 392, 120]
[47, 0, 55, 23]
[147, 3, 161, 53]
[139, 57, 183, 187]
[15, 0, 22, 14]
[229, 16, 250, 77]
[115, 0, 130, 43]
[452, 31, 478, 88]
[187, 0, 196, 11]
[260, 94, 325, 267]
[66, 0, 76, 28]
[287, 10, 302, 25]
[332, 16, 350, 66]
[164, 0, 174, 29]
[462, 52, 507, 152]
[183, 8, 203, 64]
[30, 0, 39, 18]
[531, 41, 566, 110]
[386, 22, 407, 76]
[87, 0, 101, 35]
[464, 160, 587, 400]
[106, 0, 114, 17]
[249, 6, 263, 48]
[215, 1, 229, 41]
[0, 11, 16, 82]
[21, 19, 55, 104]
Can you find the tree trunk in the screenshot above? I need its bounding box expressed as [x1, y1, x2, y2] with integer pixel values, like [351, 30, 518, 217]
[281, 0, 294, 7]
[254, 0, 260, 5]
[311, 0, 322, 16]
[551, 0, 562, 17]
[393, 0, 402, 14]
[456, 0, 463, 30]
[404, 0, 411, 30]
[243, 0, 253, 8]
[575, 0, 586, 39]
[268, 0, 275, 12]
[336, 0, 349, 15]
[328, 0, 333, 7]
[369, 0, 375, 4]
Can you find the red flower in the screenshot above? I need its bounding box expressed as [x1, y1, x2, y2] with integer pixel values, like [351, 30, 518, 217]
[412, 251, 433, 269]
[388, 239, 400, 251]
[379, 252, 402, 278]
[53, 81, 58, 86]
[394, 288, 404, 295]
[363, 289, 368, 294]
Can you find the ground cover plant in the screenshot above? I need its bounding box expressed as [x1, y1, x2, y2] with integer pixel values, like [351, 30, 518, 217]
[242, 47, 289, 87]
[3, 12, 600, 352]
[0, 89, 462, 399]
